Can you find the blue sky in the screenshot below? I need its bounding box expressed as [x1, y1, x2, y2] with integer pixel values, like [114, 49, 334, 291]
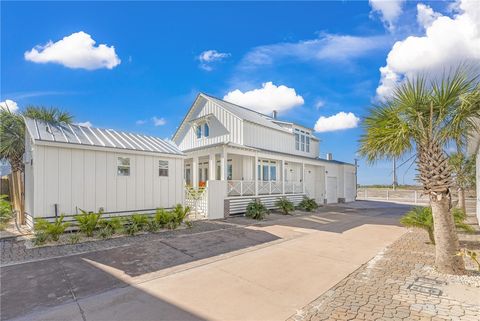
[2, 1, 477, 185]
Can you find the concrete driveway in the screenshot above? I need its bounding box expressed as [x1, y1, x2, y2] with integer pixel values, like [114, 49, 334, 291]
[1, 201, 411, 321]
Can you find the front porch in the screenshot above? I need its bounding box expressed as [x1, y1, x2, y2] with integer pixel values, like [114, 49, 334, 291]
[184, 144, 306, 197]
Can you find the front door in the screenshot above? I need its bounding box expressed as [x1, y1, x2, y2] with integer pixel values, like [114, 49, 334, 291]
[327, 176, 338, 203]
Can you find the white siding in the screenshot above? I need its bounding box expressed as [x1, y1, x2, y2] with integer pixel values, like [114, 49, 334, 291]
[31, 144, 183, 217]
[176, 99, 243, 150]
[243, 122, 319, 158]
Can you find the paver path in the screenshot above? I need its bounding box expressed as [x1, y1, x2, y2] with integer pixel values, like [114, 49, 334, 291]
[1, 201, 409, 321]
[290, 230, 480, 321]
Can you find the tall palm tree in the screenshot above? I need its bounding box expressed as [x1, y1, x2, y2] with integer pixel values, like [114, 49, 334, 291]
[359, 69, 480, 275]
[0, 104, 73, 224]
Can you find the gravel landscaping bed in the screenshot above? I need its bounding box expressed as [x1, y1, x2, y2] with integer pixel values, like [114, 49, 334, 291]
[290, 229, 480, 321]
[0, 220, 234, 266]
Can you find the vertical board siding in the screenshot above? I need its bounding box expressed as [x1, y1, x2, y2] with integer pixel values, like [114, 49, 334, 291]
[243, 122, 319, 158]
[32, 145, 183, 218]
[177, 100, 243, 150]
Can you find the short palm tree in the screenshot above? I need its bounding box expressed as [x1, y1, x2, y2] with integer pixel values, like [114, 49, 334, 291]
[359, 68, 480, 275]
[0, 104, 73, 224]
[449, 152, 476, 213]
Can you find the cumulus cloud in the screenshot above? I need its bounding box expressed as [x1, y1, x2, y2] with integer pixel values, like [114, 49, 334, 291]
[152, 117, 166, 126]
[377, 0, 480, 99]
[77, 121, 93, 127]
[0, 99, 19, 113]
[369, 0, 406, 31]
[314, 112, 360, 133]
[241, 34, 389, 68]
[416, 3, 442, 29]
[25, 31, 121, 70]
[223, 82, 304, 114]
[197, 50, 230, 71]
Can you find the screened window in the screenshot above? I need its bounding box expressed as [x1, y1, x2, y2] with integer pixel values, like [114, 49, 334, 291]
[196, 125, 202, 138]
[159, 160, 168, 177]
[306, 136, 310, 153]
[204, 123, 210, 137]
[295, 133, 300, 150]
[117, 157, 130, 176]
[301, 134, 305, 151]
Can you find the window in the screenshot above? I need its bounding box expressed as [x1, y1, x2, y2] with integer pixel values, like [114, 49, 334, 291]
[227, 161, 233, 180]
[196, 125, 202, 138]
[185, 168, 191, 185]
[306, 136, 310, 153]
[159, 160, 168, 177]
[117, 157, 130, 176]
[301, 134, 305, 151]
[294, 128, 312, 153]
[295, 133, 300, 150]
[257, 160, 277, 181]
[204, 123, 210, 137]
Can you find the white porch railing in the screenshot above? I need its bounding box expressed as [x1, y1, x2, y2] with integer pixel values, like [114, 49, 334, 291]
[227, 180, 303, 197]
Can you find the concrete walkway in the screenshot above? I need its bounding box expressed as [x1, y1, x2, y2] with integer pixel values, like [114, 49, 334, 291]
[1, 201, 410, 321]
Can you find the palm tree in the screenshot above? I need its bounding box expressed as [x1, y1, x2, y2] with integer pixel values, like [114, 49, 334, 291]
[0, 104, 73, 224]
[449, 152, 476, 213]
[359, 69, 480, 275]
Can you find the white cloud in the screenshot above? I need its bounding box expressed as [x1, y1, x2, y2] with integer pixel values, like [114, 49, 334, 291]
[223, 82, 304, 114]
[152, 117, 166, 126]
[197, 50, 230, 71]
[369, 0, 406, 31]
[315, 100, 325, 109]
[241, 34, 389, 68]
[77, 121, 92, 127]
[0, 99, 19, 113]
[25, 31, 121, 70]
[136, 119, 147, 125]
[314, 112, 360, 133]
[416, 4, 442, 29]
[377, 0, 480, 99]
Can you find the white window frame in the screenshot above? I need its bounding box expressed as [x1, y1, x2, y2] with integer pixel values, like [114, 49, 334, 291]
[159, 160, 169, 177]
[117, 157, 130, 176]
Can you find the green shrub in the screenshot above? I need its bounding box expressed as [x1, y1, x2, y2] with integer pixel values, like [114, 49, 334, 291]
[68, 233, 80, 244]
[0, 195, 13, 230]
[146, 218, 160, 232]
[400, 207, 474, 245]
[123, 214, 148, 235]
[33, 231, 48, 246]
[298, 197, 318, 212]
[75, 210, 102, 237]
[165, 220, 179, 230]
[98, 217, 123, 234]
[246, 199, 269, 220]
[172, 204, 190, 224]
[400, 207, 435, 244]
[35, 215, 70, 241]
[185, 220, 193, 229]
[155, 208, 172, 227]
[275, 197, 295, 215]
[99, 227, 113, 239]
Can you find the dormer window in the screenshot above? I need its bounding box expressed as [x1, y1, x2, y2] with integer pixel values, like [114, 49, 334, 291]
[204, 123, 209, 137]
[294, 128, 311, 153]
[196, 125, 202, 138]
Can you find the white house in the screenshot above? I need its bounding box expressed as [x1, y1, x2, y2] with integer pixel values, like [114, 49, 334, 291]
[24, 118, 185, 228]
[173, 93, 357, 218]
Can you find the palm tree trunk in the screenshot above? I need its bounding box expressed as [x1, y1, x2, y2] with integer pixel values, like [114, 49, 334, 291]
[430, 194, 465, 274]
[457, 187, 466, 213]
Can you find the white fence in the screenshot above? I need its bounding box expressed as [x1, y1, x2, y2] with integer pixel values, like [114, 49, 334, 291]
[357, 188, 429, 204]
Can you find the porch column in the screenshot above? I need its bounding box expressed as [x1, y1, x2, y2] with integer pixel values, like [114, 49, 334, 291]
[282, 160, 285, 194]
[220, 146, 227, 180]
[254, 153, 258, 196]
[208, 153, 216, 180]
[302, 162, 305, 194]
[192, 156, 199, 188]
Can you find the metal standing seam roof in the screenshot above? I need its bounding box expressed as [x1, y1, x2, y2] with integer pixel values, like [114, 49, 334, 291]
[24, 118, 184, 156]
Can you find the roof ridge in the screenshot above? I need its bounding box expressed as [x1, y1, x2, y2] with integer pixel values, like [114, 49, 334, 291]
[200, 92, 274, 120]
